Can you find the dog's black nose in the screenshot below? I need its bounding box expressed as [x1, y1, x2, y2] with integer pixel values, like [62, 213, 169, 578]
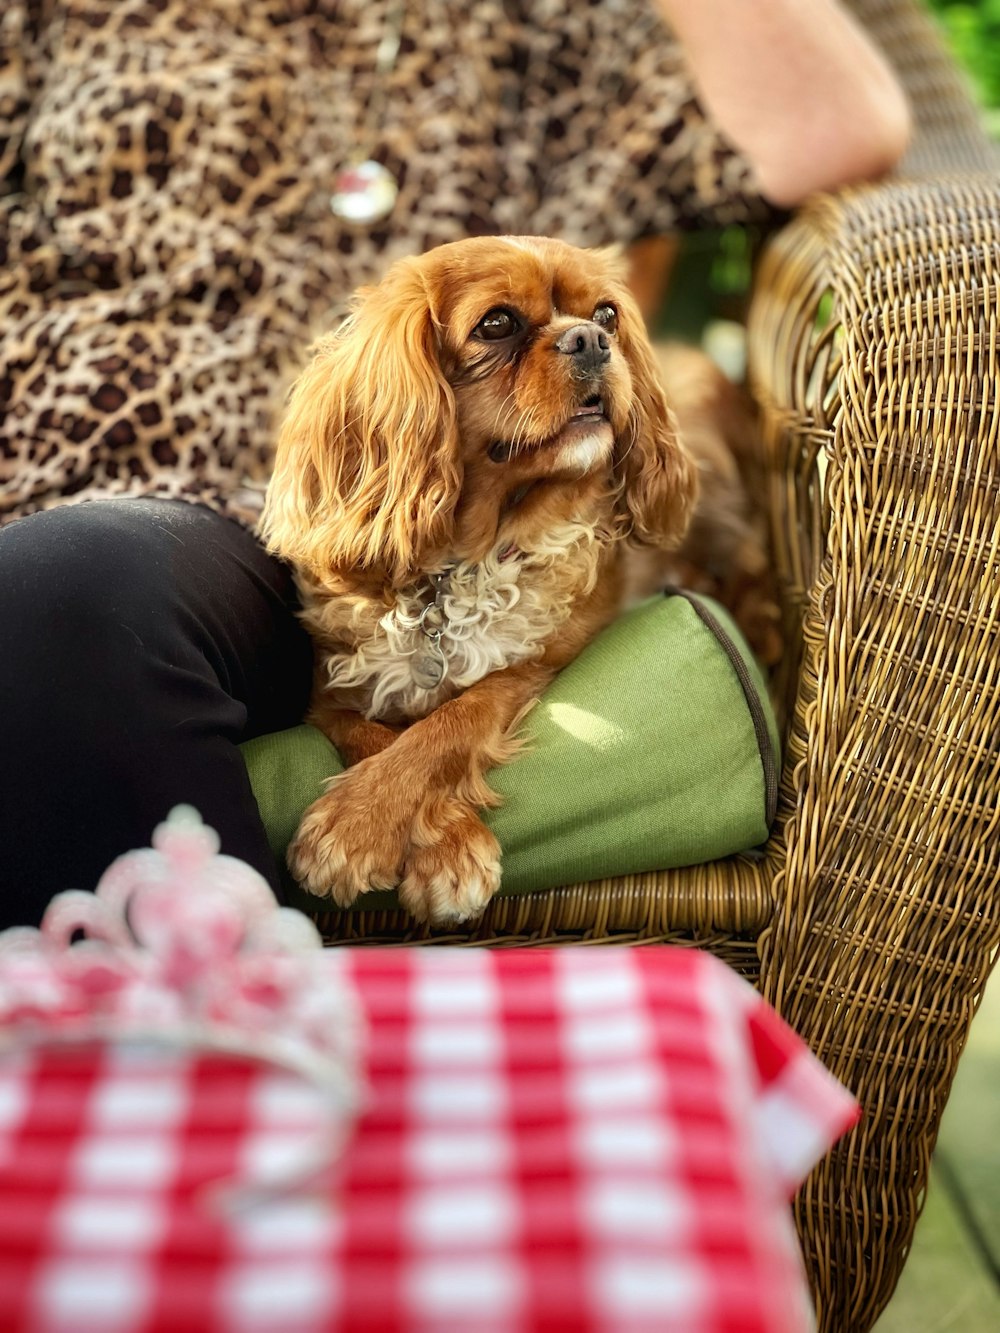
[555, 322, 611, 374]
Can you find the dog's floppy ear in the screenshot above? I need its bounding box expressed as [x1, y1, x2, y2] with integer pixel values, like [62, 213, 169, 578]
[612, 286, 698, 549]
[262, 258, 461, 585]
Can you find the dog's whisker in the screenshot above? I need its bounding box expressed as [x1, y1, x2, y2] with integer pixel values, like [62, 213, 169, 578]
[489, 389, 519, 443]
[511, 405, 540, 456]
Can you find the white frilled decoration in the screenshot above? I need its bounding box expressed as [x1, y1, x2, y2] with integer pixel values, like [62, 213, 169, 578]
[0, 806, 363, 1202]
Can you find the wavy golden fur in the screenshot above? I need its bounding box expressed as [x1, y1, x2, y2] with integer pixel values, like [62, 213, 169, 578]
[262, 236, 700, 925]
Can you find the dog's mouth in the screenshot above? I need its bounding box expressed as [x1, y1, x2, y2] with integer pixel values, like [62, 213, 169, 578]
[488, 396, 611, 462]
[570, 394, 607, 422]
[545, 394, 615, 475]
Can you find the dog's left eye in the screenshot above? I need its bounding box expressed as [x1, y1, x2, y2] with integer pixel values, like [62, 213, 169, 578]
[474, 308, 523, 341]
[592, 304, 618, 334]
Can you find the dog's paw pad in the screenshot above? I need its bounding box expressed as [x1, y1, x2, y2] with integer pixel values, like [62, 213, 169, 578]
[399, 809, 501, 926]
[288, 786, 402, 906]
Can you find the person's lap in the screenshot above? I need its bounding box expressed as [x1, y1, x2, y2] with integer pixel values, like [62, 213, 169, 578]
[0, 497, 313, 926]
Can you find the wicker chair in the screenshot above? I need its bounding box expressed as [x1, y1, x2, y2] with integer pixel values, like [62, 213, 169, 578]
[316, 3, 1000, 1327]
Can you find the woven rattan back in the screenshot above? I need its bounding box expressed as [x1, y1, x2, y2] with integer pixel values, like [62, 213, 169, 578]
[749, 3, 1000, 1327]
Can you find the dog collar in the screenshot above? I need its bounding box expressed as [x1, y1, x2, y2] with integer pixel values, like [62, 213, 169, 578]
[410, 569, 452, 690]
[409, 545, 520, 690]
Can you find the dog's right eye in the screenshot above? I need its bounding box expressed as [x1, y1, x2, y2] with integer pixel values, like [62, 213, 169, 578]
[474, 308, 522, 341]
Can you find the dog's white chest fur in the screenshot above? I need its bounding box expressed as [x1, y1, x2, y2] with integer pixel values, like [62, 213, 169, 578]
[307, 523, 600, 723]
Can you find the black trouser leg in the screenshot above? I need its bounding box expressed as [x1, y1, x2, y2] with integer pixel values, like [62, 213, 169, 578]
[0, 498, 313, 926]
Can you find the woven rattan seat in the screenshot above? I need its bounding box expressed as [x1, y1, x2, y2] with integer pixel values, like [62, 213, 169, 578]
[317, 4, 1000, 1326]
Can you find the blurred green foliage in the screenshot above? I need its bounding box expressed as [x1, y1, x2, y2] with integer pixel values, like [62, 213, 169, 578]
[925, 0, 1000, 108]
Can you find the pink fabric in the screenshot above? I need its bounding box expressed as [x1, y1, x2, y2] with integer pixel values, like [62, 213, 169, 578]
[0, 946, 858, 1332]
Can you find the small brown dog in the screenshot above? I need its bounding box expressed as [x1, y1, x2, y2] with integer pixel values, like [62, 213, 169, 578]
[262, 235, 771, 925]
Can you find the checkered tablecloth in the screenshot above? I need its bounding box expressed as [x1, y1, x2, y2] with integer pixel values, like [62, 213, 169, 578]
[0, 947, 858, 1332]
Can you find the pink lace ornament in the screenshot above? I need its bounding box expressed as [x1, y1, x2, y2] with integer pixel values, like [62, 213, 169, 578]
[0, 807, 362, 1198]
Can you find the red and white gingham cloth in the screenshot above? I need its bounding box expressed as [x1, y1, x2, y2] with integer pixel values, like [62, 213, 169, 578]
[0, 947, 858, 1333]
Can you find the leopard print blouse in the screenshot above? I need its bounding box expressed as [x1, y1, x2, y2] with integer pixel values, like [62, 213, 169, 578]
[0, 0, 774, 529]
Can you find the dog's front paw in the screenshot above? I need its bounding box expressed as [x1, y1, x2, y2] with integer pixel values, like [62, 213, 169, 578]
[397, 801, 502, 927]
[288, 763, 408, 905]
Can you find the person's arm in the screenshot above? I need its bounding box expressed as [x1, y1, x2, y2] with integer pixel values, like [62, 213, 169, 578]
[655, 0, 912, 207]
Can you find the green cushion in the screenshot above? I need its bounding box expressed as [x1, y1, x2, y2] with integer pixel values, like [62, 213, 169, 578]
[240, 592, 779, 912]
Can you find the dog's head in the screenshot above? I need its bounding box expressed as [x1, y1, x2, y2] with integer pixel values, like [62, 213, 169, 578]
[263, 236, 696, 584]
